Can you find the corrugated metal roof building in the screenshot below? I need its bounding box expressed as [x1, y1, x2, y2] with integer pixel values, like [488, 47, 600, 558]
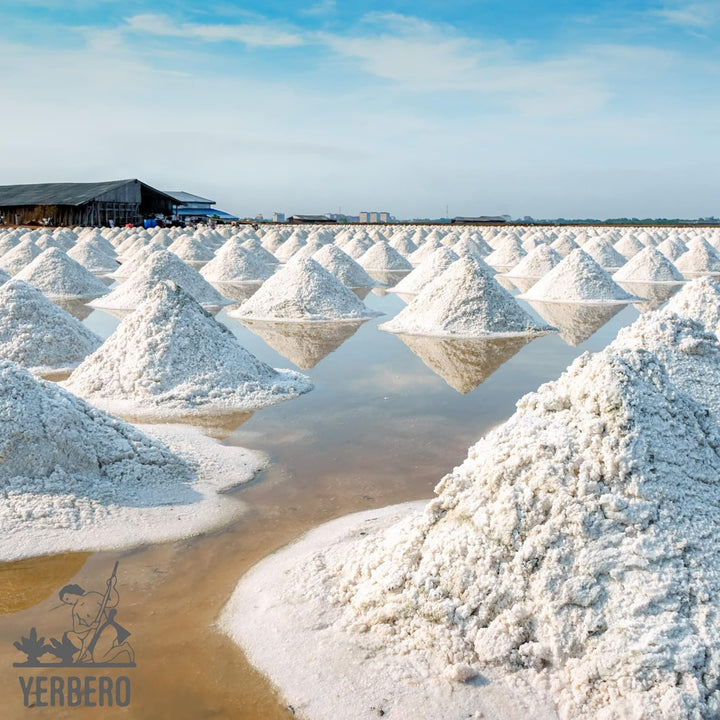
[0, 179, 174, 226]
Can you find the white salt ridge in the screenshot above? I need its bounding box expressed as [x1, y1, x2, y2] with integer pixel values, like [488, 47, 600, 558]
[241, 237, 279, 265]
[90, 250, 230, 310]
[612, 246, 684, 283]
[663, 276, 720, 336]
[0, 238, 42, 275]
[504, 244, 561, 279]
[380, 256, 552, 338]
[230, 257, 382, 322]
[656, 236, 688, 262]
[64, 282, 312, 416]
[390, 247, 459, 295]
[613, 233, 645, 259]
[358, 241, 414, 271]
[674, 238, 720, 275]
[0, 361, 266, 561]
[0, 280, 102, 374]
[550, 235, 579, 256]
[521, 249, 638, 304]
[15, 247, 110, 299]
[167, 235, 216, 263]
[407, 237, 444, 266]
[582, 237, 627, 269]
[200, 240, 273, 283]
[226, 331, 720, 720]
[110, 240, 165, 278]
[485, 240, 526, 269]
[67, 238, 120, 273]
[312, 244, 378, 288]
[275, 236, 307, 262]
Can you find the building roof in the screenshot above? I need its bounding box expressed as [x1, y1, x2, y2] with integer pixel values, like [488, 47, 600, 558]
[0, 179, 174, 207]
[164, 191, 215, 205]
[451, 216, 508, 224]
[176, 207, 239, 221]
[287, 214, 337, 223]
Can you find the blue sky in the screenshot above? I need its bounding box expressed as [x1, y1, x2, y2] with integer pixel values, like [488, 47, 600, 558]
[0, 1, 718, 218]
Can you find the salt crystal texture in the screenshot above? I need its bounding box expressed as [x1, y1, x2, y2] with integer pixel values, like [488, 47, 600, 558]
[230, 257, 382, 322]
[504, 244, 561, 279]
[612, 246, 684, 283]
[390, 247, 459, 295]
[200, 239, 273, 283]
[0, 238, 42, 275]
[663, 276, 720, 336]
[380, 256, 553, 337]
[64, 282, 312, 416]
[67, 239, 120, 274]
[312, 244, 378, 288]
[0, 280, 102, 374]
[674, 238, 720, 276]
[357, 242, 413, 271]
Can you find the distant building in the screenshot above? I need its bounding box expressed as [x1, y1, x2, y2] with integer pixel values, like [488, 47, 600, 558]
[450, 216, 509, 225]
[272, 212, 285, 223]
[0, 179, 174, 226]
[287, 214, 337, 224]
[164, 191, 239, 223]
[359, 211, 390, 223]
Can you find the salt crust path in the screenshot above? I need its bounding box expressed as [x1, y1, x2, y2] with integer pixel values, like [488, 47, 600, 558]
[223, 313, 720, 720]
[63, 282, 312, 417]
[0, 362, 266, 562]
[219, 502, 558, 720]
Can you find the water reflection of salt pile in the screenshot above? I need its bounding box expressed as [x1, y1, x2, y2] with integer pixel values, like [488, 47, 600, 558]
[395, 333, 535, 393]
[241, 319, 365, 369]
[618, 281, 683, 312]
[528, 300, 626, 345]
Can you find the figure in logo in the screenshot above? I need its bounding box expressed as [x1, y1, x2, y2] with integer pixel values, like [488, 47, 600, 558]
[13, 561, 135, 667]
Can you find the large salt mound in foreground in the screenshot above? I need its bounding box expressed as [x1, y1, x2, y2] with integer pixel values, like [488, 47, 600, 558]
[222, 333, 720, 720]
[380, 256, 553, 338]
[521, 249, 637, 304]
[15, 247, 110, 298]
[90, 249, 230, 310]
[0, 361, 266, 561]
[0, 280, 102, 374]
[230, 257, 382, 322]
[64, 282, 312, 417]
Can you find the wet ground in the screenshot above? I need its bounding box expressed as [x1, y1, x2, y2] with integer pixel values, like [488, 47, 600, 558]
[0, 282, 668, 719]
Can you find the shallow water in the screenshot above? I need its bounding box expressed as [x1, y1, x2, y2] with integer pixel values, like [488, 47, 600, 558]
[0, 288, 662, 718]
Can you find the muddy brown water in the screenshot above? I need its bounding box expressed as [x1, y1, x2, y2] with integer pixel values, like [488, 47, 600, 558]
[0, 290, 654, 719]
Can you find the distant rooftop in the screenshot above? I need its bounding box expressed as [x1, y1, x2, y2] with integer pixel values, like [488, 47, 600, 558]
[164, 190, 215, 205]
[175, 207, 238, 221]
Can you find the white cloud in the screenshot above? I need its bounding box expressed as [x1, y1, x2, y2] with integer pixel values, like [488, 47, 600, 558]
[301, 0, 337, 17]
[652, 2, 718, 29]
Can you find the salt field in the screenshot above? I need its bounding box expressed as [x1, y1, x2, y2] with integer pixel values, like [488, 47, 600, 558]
[2, 221, 720, 720]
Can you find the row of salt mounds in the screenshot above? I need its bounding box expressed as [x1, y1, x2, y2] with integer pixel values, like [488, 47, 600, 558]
[0, 238, 42, 275]
[63, 282, 312, 418]
[67, 238, 120, 274]
[612, 246, 684, 284]
[380, 256, 553, 338]
[200, 239, 274, 284]
[0, 360, 266, 561]
[229, 257, 382, 323]
[90, 249, 230, 310]
[312, 244, 378, 289]
[15, 247, 109, 299]
[222, 325, 720, 720]
[520, 249, 638, 304]
[0, 280, 102, 374]
[674, 238, 720, 277]
[390, 247, 459, 296]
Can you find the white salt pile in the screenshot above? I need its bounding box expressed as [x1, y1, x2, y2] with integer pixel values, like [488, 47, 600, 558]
[167, 235, 216, 264]
[67, 238, 120, 274]
[241, 237, 279, 265]
[274, 235, 307, 262]
[390, 246, 459, 295]
[582, 236, 627, 269]
[664, 276, 720, 336]
[504, 244, 561, 279]
[656, 236, 688, 262]
[550, 235, 579, 256]
[0, 238, 42, 275]
[674, 238, 720, 276]
[64, 282, 312, 417]
[521, 249, 637, 304]
[312, 244, 378, 288]
[0, 361, 267, 561]
[612, 246, 684, 283]
[200, 240, 273, 283]
[613, 233, 646, 258]
[90, 250, 230, 310]
[229, 257, 382, 322]
[0, 280, 102, 374]
[223, 333, 720, 720]
[357, 242, 413, 271]
[407, 237, 444, 266]
[110, 241, 165, 279]
[485, 239, 526, 270]
[15, 247, 110, 298]
[380, 256, 552, 338]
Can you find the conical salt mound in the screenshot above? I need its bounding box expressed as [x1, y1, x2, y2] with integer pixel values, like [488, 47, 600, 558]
[408, 237, 444, 266]
[0, 234, 19, 256]
[663, 276, 720, 336]
[90, 250, 230, 310]
[229, 257, 381, 322]
[274, 236, 307, 263]
[261, 229, 286, 253]
[613, 233, 645, 258]
[390, 247, 459, 295]
[550, 234, 579, 256]
[0, 280, 102, 373]
[504, 244, 560, 279]
[452, 237, 490, 261]
[582, 236, 627, 269]
[312, 244, 377, 288]
[380, 256, 553, 337]
[520, 249, 637, 303]
[674, 238, 720, 275]
[64, 282, 312, 416]
[110, 241, 165, 279]
[357, 241, 412, 271]
[15, 248, 109, 298]
[167, 235, 215, 263]
[342, 236, 374, 259]
[613, 246, 684, 283]
[200, 240, 273, 283]
[484, 239, 525, 270]
[0, 238, 42, 275]
[241, 237, 279, 265]
[656, 236, 688, 261]
[67, 239, 120, 274]
[388, 233, 417, 256]
[317, 341, 720, 720]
